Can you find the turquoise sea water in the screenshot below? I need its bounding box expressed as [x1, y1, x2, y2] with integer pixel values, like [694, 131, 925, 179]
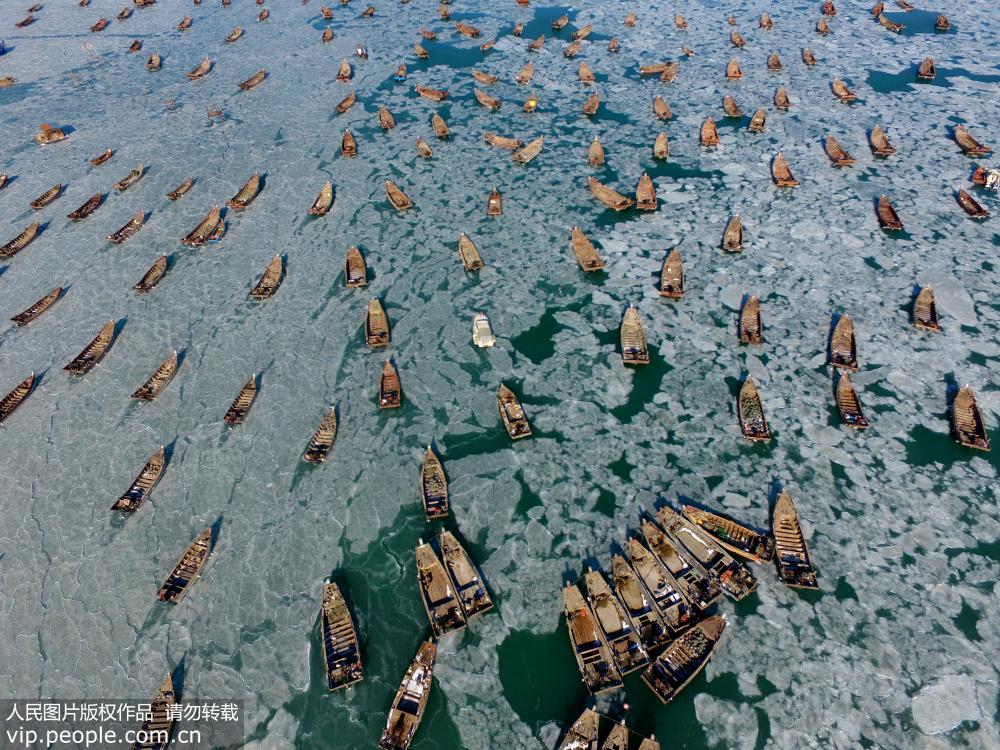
[1, 1, 998, 749]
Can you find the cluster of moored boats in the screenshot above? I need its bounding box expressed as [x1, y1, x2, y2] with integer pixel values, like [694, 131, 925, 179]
[1, 1, 995, 748]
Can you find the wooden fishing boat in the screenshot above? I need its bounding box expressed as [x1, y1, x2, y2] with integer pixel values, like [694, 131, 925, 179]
[951, 386, 990, 451]
[771, 153, 799, 187]
[336, 59, 352, 82]
[700, 117, 719, 147]
[379, 641, 435, 750]
[114, 163, 144, 192]
[385, 180, 413, 211]
[320, 583, 363, 690]
[607, 37, 619, 53]
[16, 14, 35, 27]
[131, 675, 175, 750]
[772, 490, 818, 588]
[620, 305, 649, 365]
[431, 113, 450, 139]
[322, 27, 334, 43]
[513, 21, 524, 37]
[652, 131, 669, 159]
[486, 187, 502, 216]
[877, 13, 902, 32]
[572, 24, 593, 41]
[747, 108, 766, 133]
[91, 18, 110, 32]
[722, 214, 743, 252]
[415, 138, 433, 158]
[528, 35, 544, 52]
[147, 53, 161, 70]
[227, 172, 261, 209]
[522, 93, 539, 112]
[512, 136, 543, 163]
[760, 11, 773, 28]
[637, 738, 660, 750]
[912, 286, 939, 331]
[258, 8, 269, 20]
[344, 246, 367, 288]
[829, 314, 859, 370]
[587, 138, 605, 167]
[559, 709, 600, 750]
[831, 78, 856, 101]
[224, 374, 258, 424]
[588, 177, 633, 211]
[112, 446, 166, 514]
[898, 0, 914, 9]
[132, 350, 178, 401]
[774, 86, 791, 111]
[0, 174, 8, 191]
[157, 528, 212, 603]
[29, 184, 62, 210]
[416, 540, 466, 637]
[581, 92, 600, 116]
[935, 14, 950, 31]
[657, 506, 758, 600]
[379, 106, 395, 129]
[583, 570, 648, 675]
[178, 16, 192, 30]
[730, 30, 745, 48]
[250, 256, 284, 299]
[188, 57, 212, 80]
[675, 14, 687, 30]
[681, 506, 775, 563]
[639, 522, 720, 611]
[457, 233, 483, 271]
[360, 5, 373, 17]
[639, 63, 671, 77]
[420, 447, 448, 518]
[336, 90, 357, 112]
[0, 77, 15, 88]
[871, 1, 884, 12]
[66, 191, 104, 221]
[515, 62, 534, 84]
[957, 187, 989, 218]
[303, 407, 337, 463]
[415, 85, 447, 102]
[475, 89, 501, 109]
[625, 537, 694, 632]
[570, 227, 604, 272]
[310, 181, 334, 216]
[954, 125, 991, 156]
[835, 372, 869, 429]
[817, 17, 832, 34]
[64, 320, 116, 375]
[563, 40, 582, 58]
[722, 95, 741, 118]
[869, 124, 895, 156]
[609, 556, 672, 652]
[379, 359, 402, 408]
[483, 132, 523, 150]
[636, 173, 657, 211]
[107, 211, 145, 244]
[972, 166, 988, 185]
[739, 296, 763, 344]
[132, 255, 168, 293]
[90, 148, 114, 166]
[11, 287, 62, 326]
[623, 11, 637, 26]
[552, 14, 568, 30]
[418, 27, 436, 40]
[35, 124, 68, 145]
[562, 583, 623, 694]
[877, 194, 903, 230]
[413, 41, 429, 58]
[659, 249, 683, 298]
[472, 69, 497, 85]
[653, 96, 671, 120]
[725, 59, 742, 79]
[659, 62, 678, 83]
[239, 69, 266, 90]
[727, 15, 737, 25]
[578, 62, 595, 84]
[498, 383, 531, 438]
[366, 298, 390, 348]
[917, 57, 935, 80]
[642, 616, 727, 704]
[181, 207, 222, 247]
[226, 25, 243, 43]
[682, 46, 696, 56]
[802, 48, 817, 66]
[824, 134, 855, 166]
[738, 376, 770, 442]
[339, 130, 357, 157]
[0, 373, 36, 425]
[440, 530, 493, 618]
[455, 20, 481, 37]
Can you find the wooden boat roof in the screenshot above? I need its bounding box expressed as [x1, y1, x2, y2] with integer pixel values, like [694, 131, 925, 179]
[726, 59, 742, 78]
[824, 134, 855, 165]
[877, 194, 903, 229]
[722, 214, 742, 250]
[722, 95, 741, 117]
[771, 152, 798, 186]
[385, 179, 413, 210]
[378, 106, 395, 128]
[581, 91, 600, 114]
[310, 181, 334, 215]
[570, 226, 605, 271]
[653, 96, 671, 119]
[578, 62, 595, 82]
[748, 108, 766, 132]
[701, 116, 719, 146]
[802, 48, 817, 65]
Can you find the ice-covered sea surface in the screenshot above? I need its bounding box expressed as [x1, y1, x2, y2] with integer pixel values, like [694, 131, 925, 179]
[1, 0, 998, 748]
